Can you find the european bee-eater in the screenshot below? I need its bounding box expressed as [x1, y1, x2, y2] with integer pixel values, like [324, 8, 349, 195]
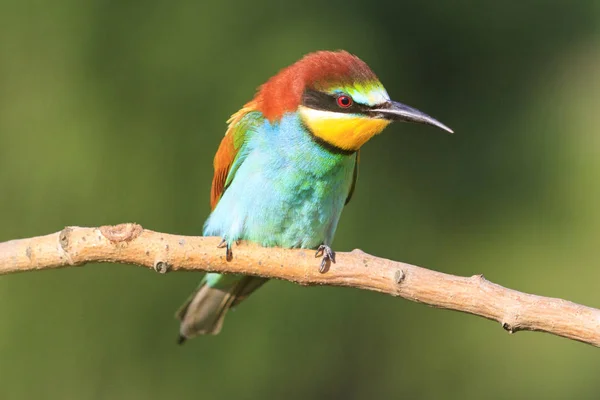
[177, 50, 452, 342]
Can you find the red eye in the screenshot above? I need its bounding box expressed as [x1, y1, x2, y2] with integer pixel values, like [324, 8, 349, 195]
[336, 95, 353, 108]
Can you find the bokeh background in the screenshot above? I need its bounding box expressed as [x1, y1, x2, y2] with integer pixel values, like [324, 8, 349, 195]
[1, 0, 600, 399]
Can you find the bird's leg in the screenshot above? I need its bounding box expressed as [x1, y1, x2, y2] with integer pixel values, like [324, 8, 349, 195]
[315, 244, 335, 273]
[217, 238, 233, 261]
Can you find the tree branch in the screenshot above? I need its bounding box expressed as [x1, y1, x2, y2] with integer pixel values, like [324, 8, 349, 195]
[1, 223, 598, 347]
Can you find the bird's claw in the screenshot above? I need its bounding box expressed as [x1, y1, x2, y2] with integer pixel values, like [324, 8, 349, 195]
[217, 238, 233, 261]
[315, 245, 335, 273]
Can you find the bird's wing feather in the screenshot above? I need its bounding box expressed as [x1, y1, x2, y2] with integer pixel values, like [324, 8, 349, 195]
[345, 150, 360, 205]
[210, 101, 262, 209]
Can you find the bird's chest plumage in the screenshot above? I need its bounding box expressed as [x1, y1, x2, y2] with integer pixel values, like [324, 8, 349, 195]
[203, 114, 356, 249]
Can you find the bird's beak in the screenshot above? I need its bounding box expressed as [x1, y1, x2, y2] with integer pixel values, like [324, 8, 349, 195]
[370, 100, 453, 134]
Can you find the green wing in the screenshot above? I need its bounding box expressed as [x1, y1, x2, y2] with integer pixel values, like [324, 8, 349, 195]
[210, 105, 263, 209]
[345, 150, 360, 205]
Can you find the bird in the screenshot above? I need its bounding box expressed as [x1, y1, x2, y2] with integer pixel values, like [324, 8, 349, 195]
[176, 50, 452, 343]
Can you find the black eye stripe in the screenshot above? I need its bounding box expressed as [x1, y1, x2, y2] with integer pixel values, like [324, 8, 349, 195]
[301, 89, 371, 114]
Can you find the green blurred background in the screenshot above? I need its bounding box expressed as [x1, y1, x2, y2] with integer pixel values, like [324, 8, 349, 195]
[1, 0, 600, 399]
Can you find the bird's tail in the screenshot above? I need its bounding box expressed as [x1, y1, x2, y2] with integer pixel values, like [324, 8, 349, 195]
[176, 273, 268, 342]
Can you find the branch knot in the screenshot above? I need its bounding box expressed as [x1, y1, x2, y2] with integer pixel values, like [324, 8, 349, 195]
[100, 223, 143, 243]
[59, 227, 72, 251]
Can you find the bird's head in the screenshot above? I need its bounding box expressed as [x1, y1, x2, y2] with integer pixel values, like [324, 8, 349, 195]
[254, 50, 452, 152]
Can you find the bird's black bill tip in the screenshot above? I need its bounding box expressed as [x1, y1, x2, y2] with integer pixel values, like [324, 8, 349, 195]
[177, 335, 187, 345]
[371, 100, 453, 134]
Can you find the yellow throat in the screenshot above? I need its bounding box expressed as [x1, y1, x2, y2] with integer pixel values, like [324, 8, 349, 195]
[298, 106, 390, 151]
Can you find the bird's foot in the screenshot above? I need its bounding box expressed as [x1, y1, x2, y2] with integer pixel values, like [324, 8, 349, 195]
[217, 238, 233, 261]
[315, 244, 335, 273]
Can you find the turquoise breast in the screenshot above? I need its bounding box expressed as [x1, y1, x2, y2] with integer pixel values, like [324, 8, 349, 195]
[203, 113, 357, 249]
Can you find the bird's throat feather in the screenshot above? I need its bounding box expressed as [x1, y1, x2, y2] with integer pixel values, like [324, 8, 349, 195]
[298, 106, 390, 151]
